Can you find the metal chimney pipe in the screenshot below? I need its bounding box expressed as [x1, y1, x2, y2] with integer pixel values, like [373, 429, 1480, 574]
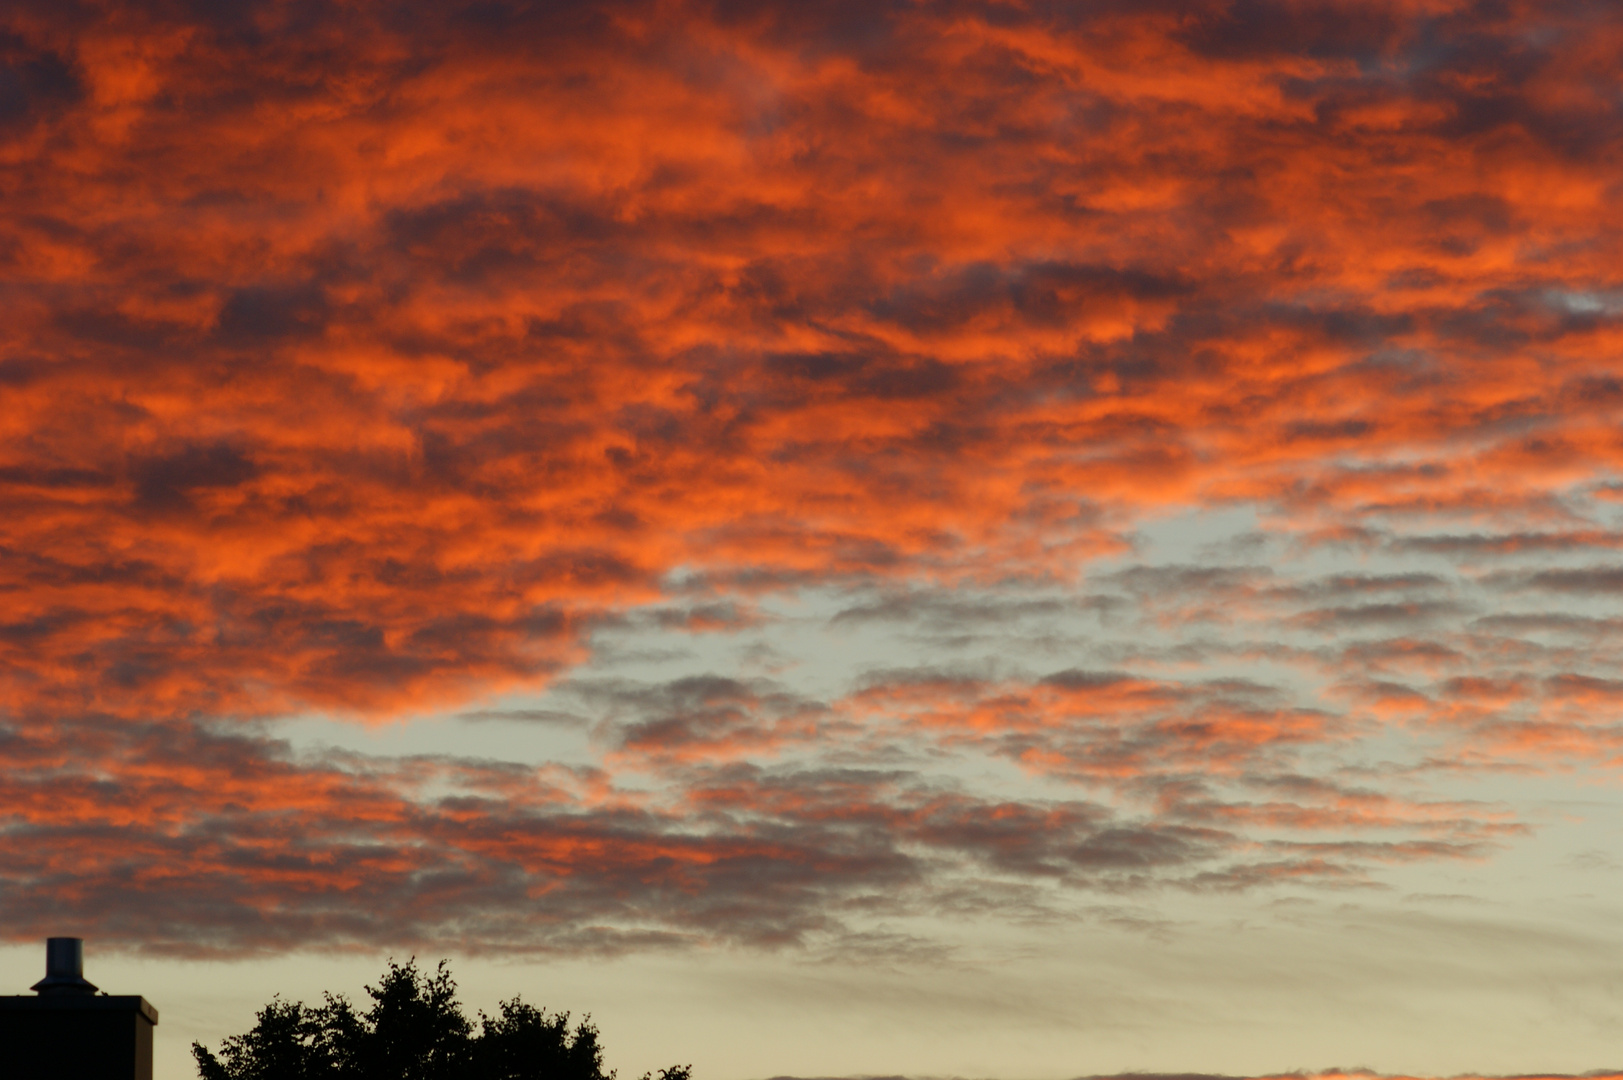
[47, 938, 82, 980]
[31, 937, 99, 996]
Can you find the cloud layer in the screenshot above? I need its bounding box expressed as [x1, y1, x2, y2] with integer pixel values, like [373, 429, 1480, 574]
[2, 0, 1623, 957]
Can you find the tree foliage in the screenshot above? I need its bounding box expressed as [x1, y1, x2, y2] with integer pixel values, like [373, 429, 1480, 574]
[192, 958, 691, 1080]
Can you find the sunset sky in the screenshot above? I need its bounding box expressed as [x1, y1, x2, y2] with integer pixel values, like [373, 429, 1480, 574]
[3, 1, 1623, 1078]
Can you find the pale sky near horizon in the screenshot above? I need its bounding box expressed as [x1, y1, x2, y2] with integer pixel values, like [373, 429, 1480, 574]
[3, 2, 1623, 1078]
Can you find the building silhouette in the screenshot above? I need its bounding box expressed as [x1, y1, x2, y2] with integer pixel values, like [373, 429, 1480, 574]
[0, 938, 158, 1079]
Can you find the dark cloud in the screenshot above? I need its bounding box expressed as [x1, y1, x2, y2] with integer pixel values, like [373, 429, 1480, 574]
[1543, 674, 1623, 700]
[1472, 614, 1623, 637]
[563, 675, 837, 764]
[0, 718, 1324, 956]
[1337, 638, 1465, 671]
[1311, 573, 1449, 595]
[1502, 567, 1623, 593]
[829, 590, 1082, 628]
[130, 442, 259, 511]
[214, 284, 331, 344]
[0, 30, 82, 132]
[453, 708, 590, 727]
[1397, 531, 1623, 556]
[1289, 600, 1471, 632]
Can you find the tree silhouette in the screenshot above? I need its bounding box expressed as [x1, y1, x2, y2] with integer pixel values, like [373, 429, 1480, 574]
[192, 958, 691, 1080]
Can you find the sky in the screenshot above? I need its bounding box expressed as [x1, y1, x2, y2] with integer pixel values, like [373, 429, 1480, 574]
[3, 1, 1623, 1078]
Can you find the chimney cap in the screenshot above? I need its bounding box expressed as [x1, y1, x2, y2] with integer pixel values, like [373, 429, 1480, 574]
[31, 938, 98, 996]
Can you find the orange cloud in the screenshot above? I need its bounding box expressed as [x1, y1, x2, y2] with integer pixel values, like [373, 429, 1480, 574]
[1, 0, 1621, 953]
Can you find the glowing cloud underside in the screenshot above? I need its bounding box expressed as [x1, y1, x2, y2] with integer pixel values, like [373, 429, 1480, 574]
[1, 0, 1622, 956]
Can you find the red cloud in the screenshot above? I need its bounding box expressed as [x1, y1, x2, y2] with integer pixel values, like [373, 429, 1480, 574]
[1, 0, 1621, 953]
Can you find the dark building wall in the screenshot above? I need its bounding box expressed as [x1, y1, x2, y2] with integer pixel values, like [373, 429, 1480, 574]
[0, 996, 157, 1080]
